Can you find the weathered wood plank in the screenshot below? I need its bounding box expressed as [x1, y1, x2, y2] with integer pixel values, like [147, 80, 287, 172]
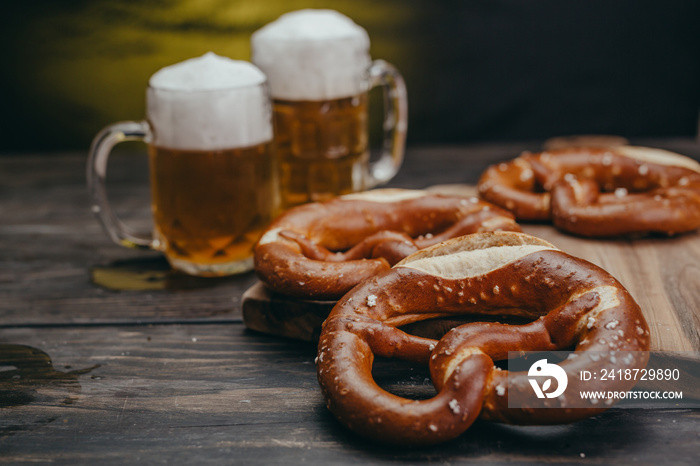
[1, 324, 698, 464]
[0, 153, 255, 326]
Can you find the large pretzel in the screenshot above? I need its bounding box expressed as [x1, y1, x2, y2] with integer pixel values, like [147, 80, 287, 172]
[477, 146, 700, 236]
[254, 189, 520, 300]
[316, 231, 650, 446]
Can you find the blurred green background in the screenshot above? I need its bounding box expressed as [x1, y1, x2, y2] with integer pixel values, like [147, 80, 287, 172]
[2, 0, 699, 153]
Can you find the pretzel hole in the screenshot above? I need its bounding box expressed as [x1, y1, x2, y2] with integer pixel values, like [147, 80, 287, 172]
[530, 178, 548, 193]
[399, 314, 536, 341]
[370, 314, 545, 399]
[371, 357, 436, 401]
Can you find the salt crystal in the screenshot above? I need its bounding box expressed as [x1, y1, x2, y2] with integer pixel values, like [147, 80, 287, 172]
[604, 320, 619, 330]
[448, 399, 460, 414]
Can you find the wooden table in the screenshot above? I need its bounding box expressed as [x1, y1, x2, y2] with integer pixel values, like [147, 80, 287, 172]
[2, 140, 700, 464]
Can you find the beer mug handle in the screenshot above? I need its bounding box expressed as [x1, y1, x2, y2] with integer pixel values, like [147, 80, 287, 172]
[366, 59, 408, 188]
[87, 120, 155, 250]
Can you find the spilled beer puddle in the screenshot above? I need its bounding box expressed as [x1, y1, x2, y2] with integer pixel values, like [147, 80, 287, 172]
[0, 344, 99, 409]
[90, 256, 234, 291]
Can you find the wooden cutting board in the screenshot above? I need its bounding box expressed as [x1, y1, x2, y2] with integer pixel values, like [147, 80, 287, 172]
[242, 185, 700, 352]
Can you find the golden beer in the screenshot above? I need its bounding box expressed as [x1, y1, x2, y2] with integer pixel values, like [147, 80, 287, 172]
[148, 142, 276, 274]
[252, 10, 407, 209]
[88, 53, 277, 276]
[274, 94, 369, 207]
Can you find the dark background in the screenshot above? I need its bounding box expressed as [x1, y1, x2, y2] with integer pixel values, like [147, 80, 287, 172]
[1, 0, 699, 153]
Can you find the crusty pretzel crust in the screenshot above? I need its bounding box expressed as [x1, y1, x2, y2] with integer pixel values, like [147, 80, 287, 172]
[477, 146, 700, 236]
[254, 189, 520, 300]
[316, 232, 650, 445]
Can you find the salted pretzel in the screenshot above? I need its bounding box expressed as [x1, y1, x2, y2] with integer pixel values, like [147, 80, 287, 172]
[477, 146, 700, 236]
[316, 231, 650, 446]
[254, 189, 520, 300]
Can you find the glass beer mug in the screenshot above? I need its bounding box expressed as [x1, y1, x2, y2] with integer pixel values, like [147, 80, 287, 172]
[251, 9, 408, 208]
[87, 53, 277, 276]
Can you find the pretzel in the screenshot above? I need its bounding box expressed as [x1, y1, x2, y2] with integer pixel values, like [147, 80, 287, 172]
[254, 189, 520, 300]
[477, 146, 700, 236]
[316, 231, 650, 446]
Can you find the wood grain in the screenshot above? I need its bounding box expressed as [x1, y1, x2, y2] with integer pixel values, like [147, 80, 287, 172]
[2, 325, 698, 464]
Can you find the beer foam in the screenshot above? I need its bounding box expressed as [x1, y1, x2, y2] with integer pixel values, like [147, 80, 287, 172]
[147, 53, 272, 150]
[251, 10, 371, 100]
[149, 52, 266, 91]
